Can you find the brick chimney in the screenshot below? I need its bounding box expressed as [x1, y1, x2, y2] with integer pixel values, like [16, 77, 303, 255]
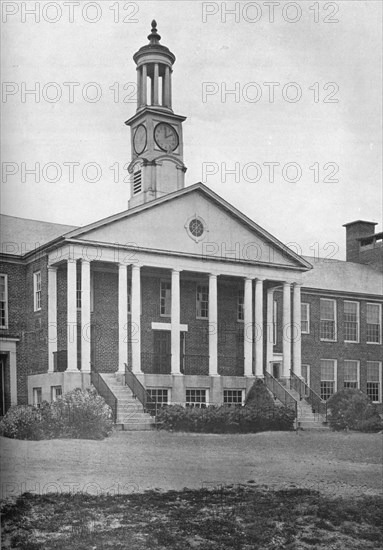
[343, 220, 383, 272]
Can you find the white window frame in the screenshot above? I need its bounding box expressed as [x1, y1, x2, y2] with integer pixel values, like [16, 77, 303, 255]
[320, 359, 337, 400]
[366, 361, 382, 403]
[76, 274, 82, 309]
[196, 284, 209, 320]
[51, 385, 62, 402]
[301, 303, 310, 334]
[237, 287, 244, 322]
[273, 300, 277, 345]
[344, 301, 359, 343]
[147, 388, 170, 405]
[33, 271, 42, 312]
[320, 298, 337, 342]
[343, 360, 360, 389]
[223, 389, 244, 406]
[366, 303, 382, 344]
[301, 364, 310, 387]
[33, 387, 42, 407]
[0, 274, 8, 329]
[186, 388, 209, 408]
[160, 280, 171, 317]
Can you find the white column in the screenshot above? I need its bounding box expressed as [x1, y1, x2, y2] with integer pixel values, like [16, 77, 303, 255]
[282, 282, 291, 378]
[254, 278, 264, 377]
[292, 283, 302, 378]
[209, 274, 218, 376]
[164, 65, 170, 108]
[142, 64, 147, 105]
[153, 63, 159, 105]
[137, 67, 142, 108]
[47, 266, 57, 373]
[131, 265, 142, 374]
[266, 288, 274, 374]
[67, 259, 78, 372]
[243, 278, 253, 376]
[171, 269, 181, 375]
[118, 264, 128, 372]
[81, 260, 91, 372]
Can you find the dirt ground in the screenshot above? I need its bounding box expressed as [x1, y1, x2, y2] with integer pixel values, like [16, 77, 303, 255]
[1, 430, 382, 500]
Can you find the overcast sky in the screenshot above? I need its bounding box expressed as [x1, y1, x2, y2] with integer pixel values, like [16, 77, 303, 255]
[1, 0, 382, 258]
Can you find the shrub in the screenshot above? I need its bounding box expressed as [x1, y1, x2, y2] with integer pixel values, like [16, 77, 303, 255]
[327, 389, 383, 432]
[0, 388, 113, 440]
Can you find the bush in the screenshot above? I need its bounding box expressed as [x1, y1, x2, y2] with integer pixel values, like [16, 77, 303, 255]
[156, 381, 296, 433]
[0, 388, 113, 440]
[327, 389, 383, 432]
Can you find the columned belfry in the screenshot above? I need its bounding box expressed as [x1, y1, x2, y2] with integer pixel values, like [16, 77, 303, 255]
[125, 21, 187, 208]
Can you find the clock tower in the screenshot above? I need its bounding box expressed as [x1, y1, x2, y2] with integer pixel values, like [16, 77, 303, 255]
[125, 21, 187, 208]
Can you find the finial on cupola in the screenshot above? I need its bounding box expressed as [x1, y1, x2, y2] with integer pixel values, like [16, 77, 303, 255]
[148, 19, 161, 44]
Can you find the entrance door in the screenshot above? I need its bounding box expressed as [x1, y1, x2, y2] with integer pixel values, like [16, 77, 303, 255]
[153, 331, 171, 373]
[0, 355, 6, 416]
[272, 362, 281, 379]
[301, 364, 310, 397]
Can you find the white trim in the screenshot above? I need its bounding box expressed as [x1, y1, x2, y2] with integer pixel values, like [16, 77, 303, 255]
[320, 298, 337, 342]
[0, 274, 8, 329]
[33, 271, 42, 312]
[196, 283, 209, 320]
[151, 322, 188, 332]
[301, 364, 310, 387]
[160, 279, 171, 317]
[186, 387, 209, 407]
[366, 361, 382, 403]
[366, 302, 382, 344]
[343, 360, 360, 389]
[343, 300, 359, 343]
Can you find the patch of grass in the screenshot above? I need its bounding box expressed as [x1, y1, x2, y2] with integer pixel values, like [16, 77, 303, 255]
[1, 485, 382, 549]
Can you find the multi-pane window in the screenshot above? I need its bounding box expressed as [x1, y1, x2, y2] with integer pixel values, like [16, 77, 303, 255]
[33, 387, 42, 407]
[273, 300, 277, 345]
[237, 288, 244, 321]
[344, 301, 359, 342]
[223, 389, 243, 406]
[301, 303, 310, 334]
[147, 388, 169, 405]
[0, 274, 8, 328]
[320, 359, 336, 400]
[366, 303, 381, 344]
[76, 276, 82, 309]
[186, 389, 207, 408]
[343, 360, 359, 389]
[33, 271, 41, 311]
[127, 279, 132, 314]
[320, 299, 336, 341]
[51, 385, 62, 402]
[160, 281, 171, 316]
[367, 361, 382, 403]
[196, 284, 208, 319]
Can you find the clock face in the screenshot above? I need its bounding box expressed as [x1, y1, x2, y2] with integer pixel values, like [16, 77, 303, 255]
[133, 124, 147, 155]
[154, 122, 179, 153]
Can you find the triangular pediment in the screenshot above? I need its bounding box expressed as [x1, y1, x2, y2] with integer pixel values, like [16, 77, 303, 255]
[65, 184, 310, 270]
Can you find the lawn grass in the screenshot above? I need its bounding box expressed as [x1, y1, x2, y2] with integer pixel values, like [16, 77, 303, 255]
[2, 484, 382, 549]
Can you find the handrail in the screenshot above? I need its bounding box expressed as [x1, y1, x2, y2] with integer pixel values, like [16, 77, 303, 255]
[124, 364, 160, 416]
[90, 369, 118, 423]
[264, 372, 298, 422]
[290, 371, 327, 422]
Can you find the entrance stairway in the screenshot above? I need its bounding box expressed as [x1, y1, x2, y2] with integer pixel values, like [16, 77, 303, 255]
[284, 385, 328, 430]
[101, 373, 155, 431]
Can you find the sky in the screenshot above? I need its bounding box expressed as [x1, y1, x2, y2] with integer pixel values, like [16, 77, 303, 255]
[1, 0, 382, 259]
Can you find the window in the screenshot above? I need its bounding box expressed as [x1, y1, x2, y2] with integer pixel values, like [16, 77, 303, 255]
[76, 275, 81, 309]
[51, 385, 62, 402]
[33, 387, 42, 407]
[343, 360, 359, 389]
[273, 300, 277, 345]
[301, 303, 310, 334]
[133, 169, 142, 195]
[366, 303, 381, 344]
[186, 389, 207, 408]
[147, 388, 169, 405]
[367, 362, 382, 403]
[237, 287, 244, 322]
[33, 271, 41, 311]
[189, 218, 204, 238]
[320, 299, 336, 341]
[320, 359, 337, 400]
[0, 274, 8, 328]
[127, 279, 132, 314]
[160, 281, 171, 317]
[196, 284, 208, 319]
[344, 301, 359, 342]
[223, 389, 244, 406]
